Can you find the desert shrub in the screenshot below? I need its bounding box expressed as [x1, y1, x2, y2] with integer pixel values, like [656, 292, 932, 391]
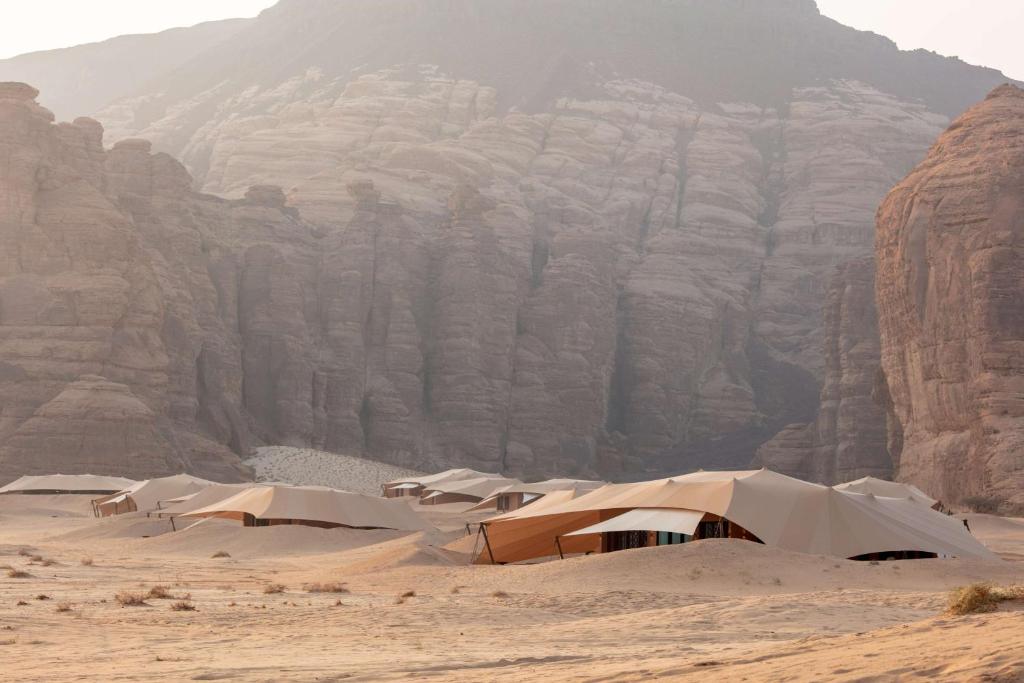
[16, 549, 30, 557]
[146, 585, 173, 600]
[333, 599, 344, 607]
[34, 595, 50, 601]
[211, 550, 231, 558]
[400, 590, 416, 598]
[263, 584, 286, 595]
[962, 496, 1001, 514]
[6, 568, 31, 579]
[55, 603, 72, 613]
[115, 592, 149, 607]
[947, 583, 1024, 615]
[449, 586, 461, 594]
[171, 601, 196, 612]
[490, 590, 509, 599]
[304, 582, 349, 594]
[15, 601, 28, 607]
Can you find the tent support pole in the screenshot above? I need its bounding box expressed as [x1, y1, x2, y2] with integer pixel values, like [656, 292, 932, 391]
[479, 523, 496, 565]
[556, 536, 564, 560]
[170, 516, 176, 532]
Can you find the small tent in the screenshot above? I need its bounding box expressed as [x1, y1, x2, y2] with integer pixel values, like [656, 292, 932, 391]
[382, 468, 496, 498]
[0, 474, 136, 495]
[469, 478, 604, 512]
[181, 485, 430, 531]
[420, 476, 521, 506]
[93, 474, 218, 516]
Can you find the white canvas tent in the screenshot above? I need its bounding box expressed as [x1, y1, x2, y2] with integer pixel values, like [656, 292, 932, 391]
[181, 485, 430, 531]
[382, 468, 496, 498]
[469, 478, 604, 512]
[153, 483, 271, 518]
[833, 476, 938, 509]
[476, 469, 994, 564]
[0, 474, 136, 495]
[420, 476, 521, 505]
[93, 474, 218, 516]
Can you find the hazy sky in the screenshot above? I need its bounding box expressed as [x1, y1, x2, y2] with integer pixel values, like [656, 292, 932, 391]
[1, 0, 1022, 80]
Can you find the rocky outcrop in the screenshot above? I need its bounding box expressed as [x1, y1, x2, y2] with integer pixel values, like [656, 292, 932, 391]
[876, 84, 1024, 513]
[0, 0, 1016, 482]
[754, 257, 890, 483]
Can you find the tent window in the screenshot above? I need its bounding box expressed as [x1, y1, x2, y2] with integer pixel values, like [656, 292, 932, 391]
[606, 530, 648, 552]
[656, 531, 690, 546]
[697, 520, 729, 539]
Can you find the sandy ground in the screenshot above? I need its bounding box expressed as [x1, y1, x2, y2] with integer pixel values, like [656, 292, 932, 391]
[245, 447, 423, 495]
[1, 496, 1022, 681]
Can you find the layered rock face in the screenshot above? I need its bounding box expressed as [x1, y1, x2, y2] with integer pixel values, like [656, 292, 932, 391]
[755, 258, 890, 483]
[0, 0, 1015, 481]
[876, 85, 1024, 512]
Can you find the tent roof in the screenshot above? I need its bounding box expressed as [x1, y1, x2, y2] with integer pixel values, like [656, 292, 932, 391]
[104, 474, 218, 512]
[385, 468, 496, 488]
[0, 474, 137, 494]
[153, 483, 264, 517]
[182, 485, 429, 531]
[564, 508, 705, 536]
[480, 469, 994, 562]
[423, 476, 521, 500]
[833, 476, 937, 507]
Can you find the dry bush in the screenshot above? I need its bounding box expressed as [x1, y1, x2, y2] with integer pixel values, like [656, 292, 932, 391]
[490, 590, 509, 598]
[35, 595, 50, 601]
[333, 599, 344, 607]
[0, 638, 15, 646]
[304, 582, 349, 594]
[15, 601, 28, 607]
[171, 600, 196, 612]
[80, 557, 93, 566]
[947, 583, 1024, 615]
[115, 591, 149, 607]
[211, 550, 231, 558]
[228, 601, 237, 607]
[6, 568, 31, 579]
[449, 586, 461, 594]
[54, 603, 72, 613]
[263, 584, 286, 595]
[400, 590, 416, 598]
[146, 585, 173, 600]
[16, 549, 30, 557]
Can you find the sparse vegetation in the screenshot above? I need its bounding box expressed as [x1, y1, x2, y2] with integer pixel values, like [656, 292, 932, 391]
[263, 583, 286, 594]
[115, 591, 149, 607]
[212, 550, 231, 558]
[146, 585, 173, 599]
[946, 583, 1024, 615]
[303, 582, 349, 594]
[171, 600, 196, 612]
[15, 601, 27, 607]
[16, 549, 30, 557]
[55, 602, 72, 613]
[333, 599, 344, 607]
[400, 590, 416, 598]
[35, 594, 50, 601]
[490, 590, 509, 598]
[7, 569, 31, 579]
[450, 586, 461, 594]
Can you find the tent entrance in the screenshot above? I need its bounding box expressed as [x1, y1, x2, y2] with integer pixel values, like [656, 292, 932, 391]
[848, 550, 938, 561]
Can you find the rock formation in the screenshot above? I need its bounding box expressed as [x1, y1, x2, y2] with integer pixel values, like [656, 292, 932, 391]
[875, 84, 1024, 513]
[0, 0, 1017, 481]
[755, 257, 890, 483]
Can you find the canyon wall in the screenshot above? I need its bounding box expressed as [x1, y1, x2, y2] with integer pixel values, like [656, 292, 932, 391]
[875, 85, 1024, 512]
[0, 1, 1016, 481]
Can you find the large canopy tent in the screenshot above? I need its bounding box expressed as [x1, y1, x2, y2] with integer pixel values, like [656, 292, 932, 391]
[469, 478, 605, 512]
[0, 474, 136, 495]
[382, 468, 496, 498]
[475, 469, 995, 564]
[181, 485, 430, 531]
[834, 476, 939, 509]
[420, 476, 521, 506]
[93, 474, 218, 517]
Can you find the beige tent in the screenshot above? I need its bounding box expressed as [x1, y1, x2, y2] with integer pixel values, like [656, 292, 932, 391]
[476, 469, 994, 564]
[420, 476, 521, 506]
[0, 474, 136, 495]
[181, 485, 429, 531]
[382, 468, 496, 498]
[151, 483, 260, 518]
[93, 474, 218, 516]
[469, 478, 605, 512]
[834, 476, 939, 509]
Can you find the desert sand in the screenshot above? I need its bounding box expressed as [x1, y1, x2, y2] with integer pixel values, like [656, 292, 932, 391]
[1, 492, 1022, 681]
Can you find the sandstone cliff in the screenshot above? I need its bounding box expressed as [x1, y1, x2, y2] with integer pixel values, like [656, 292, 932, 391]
[0, 0, 1015, 480]
[755, 257, 890, 483]
[875, 84, 1024, 513]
